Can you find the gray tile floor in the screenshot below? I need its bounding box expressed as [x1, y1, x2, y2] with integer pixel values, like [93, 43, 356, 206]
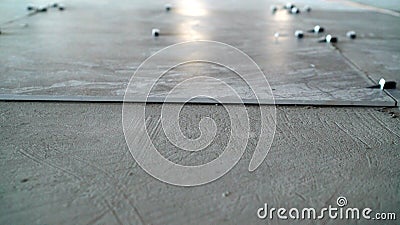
[0, 0, 398, 106]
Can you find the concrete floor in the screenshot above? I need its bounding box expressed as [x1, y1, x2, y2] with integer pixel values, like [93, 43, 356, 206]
[0, 0, 399, 224]
[0, 102, 399, 224]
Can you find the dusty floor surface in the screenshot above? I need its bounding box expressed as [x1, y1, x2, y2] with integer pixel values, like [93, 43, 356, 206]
[1, 0, 399, 224]
[0, 102, 399, 224]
